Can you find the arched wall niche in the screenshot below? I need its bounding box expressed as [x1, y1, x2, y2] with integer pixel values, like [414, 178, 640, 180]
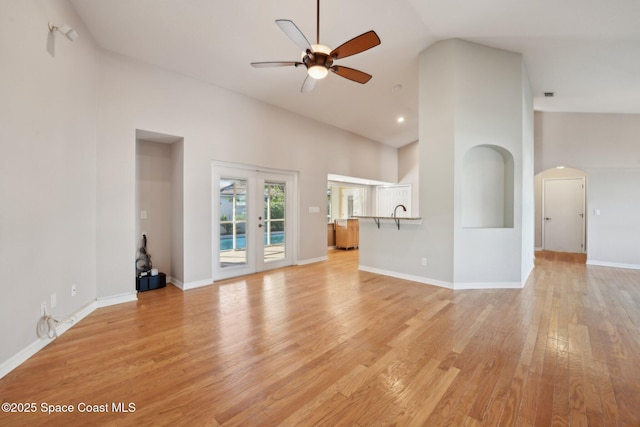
[462, 144, 514, 228]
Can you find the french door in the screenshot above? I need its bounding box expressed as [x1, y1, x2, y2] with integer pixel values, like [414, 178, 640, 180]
[213, 163, 296, 280]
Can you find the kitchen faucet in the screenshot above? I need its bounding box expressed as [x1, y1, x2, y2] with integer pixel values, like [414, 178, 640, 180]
[392, 204, 407, 217]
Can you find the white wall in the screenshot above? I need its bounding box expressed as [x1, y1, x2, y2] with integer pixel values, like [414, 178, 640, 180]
[1, 0, 398, 373]
[521, 70, 535, 283]
[95, 51, 398, 294]
[535, 112, 640, 172]
[0, 0, 99, 365]
[360, 39, 534, 288]
[136, 140, 174, 277]
[171, 140, 184, 284]
[398, 141, 419, 216]
[451, 40, 529, 286]
[461, 146, 513, 228]
[587, 169, 640, 267]
[535, 112, 640, 268]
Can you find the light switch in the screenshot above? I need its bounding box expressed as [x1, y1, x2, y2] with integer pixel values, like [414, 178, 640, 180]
[140, 210, 148, 219]
[593, 209, 601, 216]
[308, 206, 321, 214]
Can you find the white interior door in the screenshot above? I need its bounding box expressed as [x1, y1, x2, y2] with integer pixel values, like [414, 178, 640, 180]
[213, 164, 295, 280]
[543, 177, 585, 253]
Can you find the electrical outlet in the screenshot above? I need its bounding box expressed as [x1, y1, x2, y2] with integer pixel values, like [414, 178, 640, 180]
[50, 293, 57, 308]
[41, 302, 47, 316]
[71, 284, 77, 297]
[421, 257, 428, 267]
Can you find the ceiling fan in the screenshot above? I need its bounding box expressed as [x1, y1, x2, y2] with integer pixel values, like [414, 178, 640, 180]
[250, 0, 381, 92]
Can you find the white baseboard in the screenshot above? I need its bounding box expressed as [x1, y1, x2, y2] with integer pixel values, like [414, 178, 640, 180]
[297, 256, 328, 266]
[97, 292, 138, 308]
[169, 277, 184, 289]
[0, 300, 97, 380]
[358, 265, 453, 289]
[453, 281, 524, 290]
[358, 265, 525, 290]
[586, 260, 640, 270]
[180, 278, 213, 290]
[0, 292, 137, 381]
[521, 261, 535, 285]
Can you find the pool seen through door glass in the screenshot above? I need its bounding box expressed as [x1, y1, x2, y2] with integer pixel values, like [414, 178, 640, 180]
[217, 174, 287, 272]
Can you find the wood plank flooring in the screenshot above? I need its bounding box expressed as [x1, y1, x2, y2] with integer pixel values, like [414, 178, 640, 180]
[1, 250, 639, 426]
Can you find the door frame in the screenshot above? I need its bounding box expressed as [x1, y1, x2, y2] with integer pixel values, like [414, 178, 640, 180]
[541, 176, 586, 253]
[212, 161, 298, 280]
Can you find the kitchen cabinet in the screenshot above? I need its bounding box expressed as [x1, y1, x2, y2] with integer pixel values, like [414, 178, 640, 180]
[335, 219, 358, 250]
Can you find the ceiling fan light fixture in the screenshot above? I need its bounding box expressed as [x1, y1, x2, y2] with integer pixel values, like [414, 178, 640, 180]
[308, 65, 328, 80]
[311, 44, 332, 55]
[251, 0, 380, 91]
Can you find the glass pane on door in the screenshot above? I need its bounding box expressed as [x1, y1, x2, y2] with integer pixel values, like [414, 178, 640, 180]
[219, 178, 248, 267]
[263, 182, 285, 263]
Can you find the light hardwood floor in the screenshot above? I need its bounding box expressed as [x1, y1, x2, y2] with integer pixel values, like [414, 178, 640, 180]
[1, 250, 639, 426]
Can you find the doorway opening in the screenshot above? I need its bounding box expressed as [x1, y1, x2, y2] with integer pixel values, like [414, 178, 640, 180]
[135, 129, 184, 288]
[535, 167, 587, 254]
[326, 174, 411, 251]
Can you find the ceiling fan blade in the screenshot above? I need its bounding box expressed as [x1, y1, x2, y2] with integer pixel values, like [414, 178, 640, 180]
[276, 20, 312, 52]
[301, 75, 317, 92]
[330, 65, 372, 84]
[251, 61, 303, 68]
[330, 30, 381, 59]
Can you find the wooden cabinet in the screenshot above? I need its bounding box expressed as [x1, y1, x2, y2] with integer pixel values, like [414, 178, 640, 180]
[335, 219, 359, 250]
[327, 223, 336, 247]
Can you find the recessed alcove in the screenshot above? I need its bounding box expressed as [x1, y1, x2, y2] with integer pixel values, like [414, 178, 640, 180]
[135, 129, 184, 287]
[462, 144, 514, 228]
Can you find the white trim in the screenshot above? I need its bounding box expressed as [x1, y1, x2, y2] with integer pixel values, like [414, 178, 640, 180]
[534, 246, 543, 251]
[169, 277, 183, 289]
[359, 265, 525, 290]
[453, 281, 524, 290]
[358, 265, 453, 289]
[297, 256, 328, 266]
[212, 161, 299, 281]
[181, 279, 214, 290]
[96, 292, 138, 308]
[586, 260, 640, 270]
[56, 302, 98, 335]
[0, 301, 98, 380]
[0, 338, 57, 381]
[521, 261, 535, 285]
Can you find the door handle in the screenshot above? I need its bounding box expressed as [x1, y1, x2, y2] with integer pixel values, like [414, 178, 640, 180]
[545, 217, 551, 221]
[579, 213, 584, 218]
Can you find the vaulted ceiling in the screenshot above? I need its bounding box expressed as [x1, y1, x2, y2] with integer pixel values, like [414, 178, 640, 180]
[70, 0, 640, 148]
